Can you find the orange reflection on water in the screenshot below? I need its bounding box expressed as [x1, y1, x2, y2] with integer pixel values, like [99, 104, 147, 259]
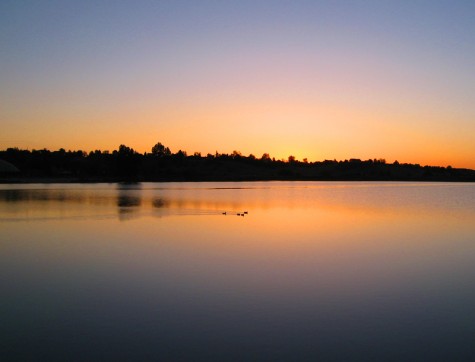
[2, 182, 475, 361]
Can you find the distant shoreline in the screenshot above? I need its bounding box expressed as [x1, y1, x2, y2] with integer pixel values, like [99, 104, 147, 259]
[2, 146, 475, 183]
[2, 176, 475, 184]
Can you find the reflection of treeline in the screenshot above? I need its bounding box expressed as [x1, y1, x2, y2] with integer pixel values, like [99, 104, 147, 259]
[1, 143, 475, 182]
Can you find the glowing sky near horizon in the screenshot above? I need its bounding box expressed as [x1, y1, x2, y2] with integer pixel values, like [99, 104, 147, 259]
[1, 0, 475, 167]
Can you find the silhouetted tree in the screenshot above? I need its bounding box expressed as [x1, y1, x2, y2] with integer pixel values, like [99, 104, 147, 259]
[261, 153, 271, 162]
[232, 150, 242, 159]
[116, 144, 140, 180]
[151, 142, 171, 157]
[174, 150, 187, 160]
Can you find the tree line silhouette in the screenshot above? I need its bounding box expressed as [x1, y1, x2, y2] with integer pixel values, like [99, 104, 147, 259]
[1, 142, 474, 182]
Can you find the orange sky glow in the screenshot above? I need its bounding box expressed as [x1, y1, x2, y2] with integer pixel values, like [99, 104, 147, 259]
[1, 1, 475, 168]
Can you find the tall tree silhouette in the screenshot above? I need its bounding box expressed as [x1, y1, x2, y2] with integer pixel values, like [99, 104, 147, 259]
[151, 142, 171, 157]
[115, 144, 140, 180]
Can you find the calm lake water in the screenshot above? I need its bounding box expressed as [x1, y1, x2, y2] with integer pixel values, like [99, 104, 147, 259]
[1, 181, 475, 361]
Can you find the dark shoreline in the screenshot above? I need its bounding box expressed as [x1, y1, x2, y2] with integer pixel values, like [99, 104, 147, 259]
[2, 146, 475, 183]
[2, 176, 475, 184]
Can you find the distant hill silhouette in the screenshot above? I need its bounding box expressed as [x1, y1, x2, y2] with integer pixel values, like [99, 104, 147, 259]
[1, 144, 475, 182]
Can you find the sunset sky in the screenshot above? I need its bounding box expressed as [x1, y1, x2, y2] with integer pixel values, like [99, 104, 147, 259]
[1, 1, 475, 168]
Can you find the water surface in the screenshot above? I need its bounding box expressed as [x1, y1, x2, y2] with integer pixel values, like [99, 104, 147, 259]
[1, 182, 475, 361]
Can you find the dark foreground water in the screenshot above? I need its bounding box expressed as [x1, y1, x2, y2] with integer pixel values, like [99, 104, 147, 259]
[1, 182, 475, 361]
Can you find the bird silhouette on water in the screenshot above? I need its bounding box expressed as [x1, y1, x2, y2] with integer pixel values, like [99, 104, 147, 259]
[221, 211, 248, 216]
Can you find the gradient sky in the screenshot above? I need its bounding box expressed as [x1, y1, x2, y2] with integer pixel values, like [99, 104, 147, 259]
[1, 0, 475, 167]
